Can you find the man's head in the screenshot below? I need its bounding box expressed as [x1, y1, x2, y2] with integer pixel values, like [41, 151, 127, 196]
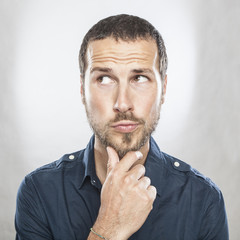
[79, 14, 168, 84]
[79, 14, 168, 158]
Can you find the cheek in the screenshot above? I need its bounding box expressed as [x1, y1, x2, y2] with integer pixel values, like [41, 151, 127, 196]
[85, 86, 113, 117]
[136, 89, 160, 117]
[147, 99, 160, 116]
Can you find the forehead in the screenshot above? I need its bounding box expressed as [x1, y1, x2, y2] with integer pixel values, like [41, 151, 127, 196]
[86, 38, 159, 68]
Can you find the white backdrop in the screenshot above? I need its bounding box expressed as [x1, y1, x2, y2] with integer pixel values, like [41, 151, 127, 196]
[0, 0, 239, 239]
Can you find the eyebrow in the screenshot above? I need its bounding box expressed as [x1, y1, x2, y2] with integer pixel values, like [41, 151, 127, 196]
[90, 67, 154, 75]
[90, 67, 112, 73]
[131, 68, 154, 74]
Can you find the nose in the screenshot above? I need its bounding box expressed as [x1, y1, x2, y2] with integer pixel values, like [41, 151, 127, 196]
[113, 85, 134, 113]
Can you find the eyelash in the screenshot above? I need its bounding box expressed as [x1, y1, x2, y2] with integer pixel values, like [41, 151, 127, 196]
[96, 75, 150, 83]
[96, 75, 112, 82]
[133, 75, 149, 82]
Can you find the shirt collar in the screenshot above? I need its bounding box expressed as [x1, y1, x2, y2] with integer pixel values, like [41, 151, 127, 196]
[79, 135, 165, 196]
[144, 137, 165, 197]
[79, 135, 97, 189]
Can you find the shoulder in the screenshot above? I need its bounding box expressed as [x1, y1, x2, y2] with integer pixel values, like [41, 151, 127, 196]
[16, 148, 88, 218]
[161, 151, 221, 195]
[149, 137, 222, 197]
[29, 150, 84, 176]
[15, 149, 87, 238]
[161, 152, 228, 239]
[19, 149, 86, 194]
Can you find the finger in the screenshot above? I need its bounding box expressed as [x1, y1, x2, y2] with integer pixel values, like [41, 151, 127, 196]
[128, 164, 146, 180]
[138, 176, 151, 189]
[106, 146, 119, 175]
[118, 151, 143, 172]
[147, 185, 157, 200]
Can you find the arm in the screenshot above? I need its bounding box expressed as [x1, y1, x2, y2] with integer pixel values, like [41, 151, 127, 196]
[15, 176, 53, 240]
[199, 188, 229, 240]
[87, 147, 157, 240]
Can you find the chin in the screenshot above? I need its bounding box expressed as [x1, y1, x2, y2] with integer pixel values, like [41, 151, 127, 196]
[107, 131, 148, 158]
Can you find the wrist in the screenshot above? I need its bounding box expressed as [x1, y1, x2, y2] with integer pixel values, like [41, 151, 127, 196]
[90, 228, 108, 239]
[92, 220, 126, 240]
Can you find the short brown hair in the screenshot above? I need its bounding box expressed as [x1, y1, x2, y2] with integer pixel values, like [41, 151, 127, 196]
[79, 14, 168, 82]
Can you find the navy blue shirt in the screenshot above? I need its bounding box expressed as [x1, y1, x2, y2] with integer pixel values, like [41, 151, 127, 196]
[15, 136, 229, 239]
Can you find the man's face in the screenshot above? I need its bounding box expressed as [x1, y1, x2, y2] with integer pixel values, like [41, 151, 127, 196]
[82, 38, 166, 158]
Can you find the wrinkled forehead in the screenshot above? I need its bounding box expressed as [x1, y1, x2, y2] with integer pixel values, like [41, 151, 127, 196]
[85, 38, 159, 70]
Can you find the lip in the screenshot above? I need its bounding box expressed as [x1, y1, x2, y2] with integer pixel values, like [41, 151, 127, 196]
[111, 121, 139, 133]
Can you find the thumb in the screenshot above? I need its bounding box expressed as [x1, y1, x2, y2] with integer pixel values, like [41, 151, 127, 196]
[106, 146, 119, 175]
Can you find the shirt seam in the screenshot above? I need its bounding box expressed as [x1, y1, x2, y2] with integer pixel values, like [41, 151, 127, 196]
[25, 175, 53, 237]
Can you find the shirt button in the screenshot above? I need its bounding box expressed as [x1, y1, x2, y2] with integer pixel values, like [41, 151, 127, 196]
[69, 155, 75, 160]
[174, 161, 180, 167]
[91, 179, 96, 185]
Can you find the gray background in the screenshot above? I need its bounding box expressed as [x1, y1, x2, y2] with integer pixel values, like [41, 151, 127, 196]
[0, 0, 239, 239]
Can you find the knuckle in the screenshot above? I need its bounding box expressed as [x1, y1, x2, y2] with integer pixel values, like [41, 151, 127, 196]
[145, 178, 151, 187]
[132, 164, 145, 176]
[143, 176, 150, 184]
[138, 164, 146, 174]
[151, 185, 157, 193]
[138, 176, 150, 189]
[111, 164, 122, 175]
[148, 186, 157, 199]
[123, 175, 131, 184]
[109, 168, 120, 181]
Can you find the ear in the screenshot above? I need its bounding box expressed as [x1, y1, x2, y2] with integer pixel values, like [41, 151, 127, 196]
[161, 75, 167, 104]
[80, 75, 85, 105]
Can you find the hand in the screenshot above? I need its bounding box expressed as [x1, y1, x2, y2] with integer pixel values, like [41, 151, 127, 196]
[92, 147, 157, 240]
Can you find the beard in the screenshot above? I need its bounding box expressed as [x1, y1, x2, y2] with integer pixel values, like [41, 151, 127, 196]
[85, 107, 161, 159]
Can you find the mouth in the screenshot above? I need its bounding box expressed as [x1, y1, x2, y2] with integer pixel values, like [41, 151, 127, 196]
[111, 121, 140, 133]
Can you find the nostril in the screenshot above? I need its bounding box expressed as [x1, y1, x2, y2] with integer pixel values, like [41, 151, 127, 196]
[113, 104, 133, 113]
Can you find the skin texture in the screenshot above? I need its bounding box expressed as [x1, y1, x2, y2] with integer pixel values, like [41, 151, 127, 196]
[81, 38, 167, 239]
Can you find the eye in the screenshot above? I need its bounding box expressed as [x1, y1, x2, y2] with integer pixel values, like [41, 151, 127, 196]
[97, 76, 114, 85]
[134, 75, 149, 83]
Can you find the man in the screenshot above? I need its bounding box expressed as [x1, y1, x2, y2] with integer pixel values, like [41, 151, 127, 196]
[15, 14, 229, 239]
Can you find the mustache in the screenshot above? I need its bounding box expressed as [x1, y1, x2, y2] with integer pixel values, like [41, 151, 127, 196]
[108, 112, 145, 125]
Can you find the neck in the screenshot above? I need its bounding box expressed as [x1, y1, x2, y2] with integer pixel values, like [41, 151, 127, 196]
[94, 136, 150, 184]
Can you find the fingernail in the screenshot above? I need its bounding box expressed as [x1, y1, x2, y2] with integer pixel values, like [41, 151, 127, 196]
[136, 151, 143, 159]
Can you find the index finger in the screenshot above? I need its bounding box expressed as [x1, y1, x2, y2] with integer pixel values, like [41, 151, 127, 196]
[106, 146, 119, 176]
[117, 151, 143, 172]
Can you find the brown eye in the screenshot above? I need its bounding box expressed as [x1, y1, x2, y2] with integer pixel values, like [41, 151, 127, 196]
[135, 75, 149, 83]
[97, 76, 114, 85]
